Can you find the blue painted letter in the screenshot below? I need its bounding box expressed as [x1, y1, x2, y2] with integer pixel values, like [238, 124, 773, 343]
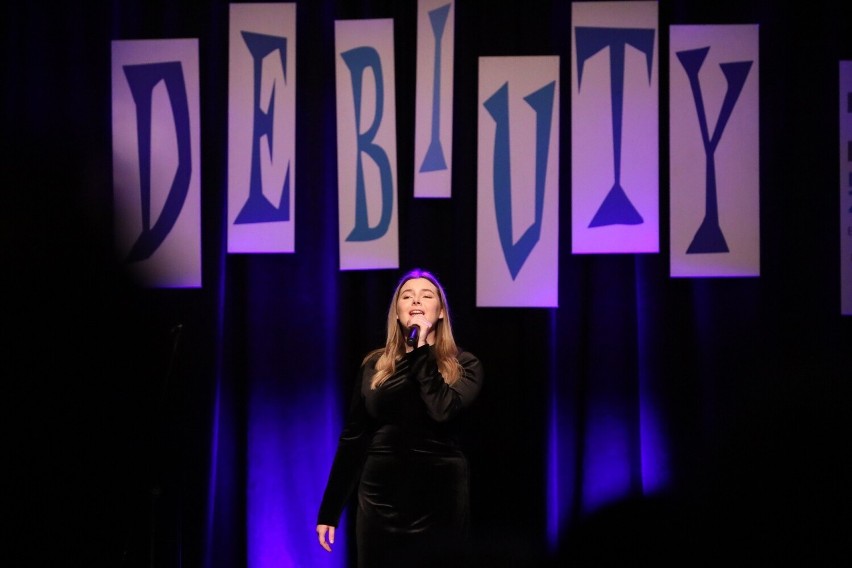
[419, 3, 451, 173]
[123, 62, 192, 262]
[484, 81, 555, 279]
[576, 26, 655, 227]
[677, 47, 752, 254]
[341, 47, 393, 242]
[235, 32, 291, 225]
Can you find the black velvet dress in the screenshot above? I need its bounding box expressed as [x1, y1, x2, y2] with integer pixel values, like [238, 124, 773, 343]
[317, 344, 484, 567]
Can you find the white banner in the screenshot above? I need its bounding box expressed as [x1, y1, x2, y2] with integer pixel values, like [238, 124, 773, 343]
[111, 39, 201, 288]
[670, 25, 760, 277]
[477, 56, 560, 307]
[414, 0, 455, 198]
[841, 61, 852, 315]
[228, 3, 297, 254]
[335, 19, 399, 271]
[571, 1, 659, 254]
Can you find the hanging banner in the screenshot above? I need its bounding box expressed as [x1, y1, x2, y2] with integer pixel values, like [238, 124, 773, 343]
[111, 39, 201, 288]
[670, 25, 760, 277]
[571, 1, 659, 254]
[841, 61, 852, 315]
[477, 56, 560, 307]
[414, 0, 455, 198]
[335, 19, 399, 271]
[228, 3, 297, 254]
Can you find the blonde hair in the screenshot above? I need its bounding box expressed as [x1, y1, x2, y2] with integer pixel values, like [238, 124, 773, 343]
[366, 269, 464, 389]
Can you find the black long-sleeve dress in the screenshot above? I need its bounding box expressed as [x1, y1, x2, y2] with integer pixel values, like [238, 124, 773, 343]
[317, 344, 484, 567]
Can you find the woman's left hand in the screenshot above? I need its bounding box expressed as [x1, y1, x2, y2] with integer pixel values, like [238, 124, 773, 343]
[405, 314, 433, 347]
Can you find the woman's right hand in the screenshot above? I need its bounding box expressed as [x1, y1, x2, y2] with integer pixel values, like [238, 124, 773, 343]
[316, 524, 335, 552]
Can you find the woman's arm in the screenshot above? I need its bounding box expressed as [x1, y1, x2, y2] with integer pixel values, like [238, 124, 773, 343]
[408, 347, 484, 422]
[316, 366, 372, 528]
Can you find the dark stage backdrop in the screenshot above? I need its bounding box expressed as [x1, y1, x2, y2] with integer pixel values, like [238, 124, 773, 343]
[4, 1, 851, 567]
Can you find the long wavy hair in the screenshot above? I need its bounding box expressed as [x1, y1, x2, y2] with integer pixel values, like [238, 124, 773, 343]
[366, 269, 464, 389]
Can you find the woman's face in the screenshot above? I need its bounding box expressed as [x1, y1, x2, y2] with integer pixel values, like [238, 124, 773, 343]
[396, 277, 444, 328]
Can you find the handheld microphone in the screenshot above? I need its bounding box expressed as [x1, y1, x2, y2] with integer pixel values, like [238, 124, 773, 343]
[406, 325, 420, 347]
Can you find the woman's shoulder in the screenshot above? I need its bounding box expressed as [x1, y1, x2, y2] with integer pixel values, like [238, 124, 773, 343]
[456, 348, 481, 366]
[361, 348, 383, 368]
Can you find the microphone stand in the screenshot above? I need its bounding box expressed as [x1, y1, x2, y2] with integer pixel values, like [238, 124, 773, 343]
[150, 323, 183, 568]
[121, 323, 183, 568]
